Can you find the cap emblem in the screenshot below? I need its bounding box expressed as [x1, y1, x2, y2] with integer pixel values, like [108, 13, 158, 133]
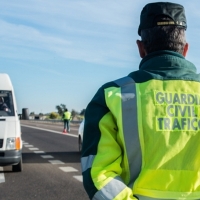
[157, 21, 175, 26]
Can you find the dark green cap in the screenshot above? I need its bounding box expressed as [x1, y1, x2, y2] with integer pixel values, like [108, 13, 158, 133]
[138, 2, 187, 36]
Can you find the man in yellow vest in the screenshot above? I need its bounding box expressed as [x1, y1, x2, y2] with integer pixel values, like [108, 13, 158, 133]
[62, 108, 71, 133]
[81, 2, 200, 200]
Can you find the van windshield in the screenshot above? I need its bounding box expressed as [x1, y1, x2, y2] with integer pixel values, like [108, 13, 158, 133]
[0, 91, 15, 116]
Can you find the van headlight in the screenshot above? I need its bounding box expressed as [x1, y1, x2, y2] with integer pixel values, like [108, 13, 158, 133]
[6, 138, 15, 150]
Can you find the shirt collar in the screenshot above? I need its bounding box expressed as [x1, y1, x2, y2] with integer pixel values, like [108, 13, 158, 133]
[139, 50, 196, 72]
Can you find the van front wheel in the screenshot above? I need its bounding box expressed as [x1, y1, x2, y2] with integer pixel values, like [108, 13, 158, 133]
[12, 157, 23, 172]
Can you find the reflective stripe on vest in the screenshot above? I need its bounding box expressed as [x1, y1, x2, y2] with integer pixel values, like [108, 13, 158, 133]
[114, 76, 142, 188]
[81, 155, 95, 172]
[92, 176, 126, 200]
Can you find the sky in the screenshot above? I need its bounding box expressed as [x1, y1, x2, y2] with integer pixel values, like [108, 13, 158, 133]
[1, 0, 200, 114]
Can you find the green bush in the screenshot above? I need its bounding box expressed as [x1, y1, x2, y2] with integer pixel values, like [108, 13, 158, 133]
[49, 112, 59, 119]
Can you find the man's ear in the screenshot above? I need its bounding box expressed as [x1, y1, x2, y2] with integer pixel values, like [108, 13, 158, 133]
[136, 40, 147, 58]
[183, 43, 189, 57]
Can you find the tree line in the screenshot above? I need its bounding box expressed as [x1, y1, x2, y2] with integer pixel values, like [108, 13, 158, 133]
[29, 104, 86, 120]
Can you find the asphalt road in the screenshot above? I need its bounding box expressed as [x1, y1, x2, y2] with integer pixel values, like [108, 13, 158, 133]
[0, 120, 89, 200]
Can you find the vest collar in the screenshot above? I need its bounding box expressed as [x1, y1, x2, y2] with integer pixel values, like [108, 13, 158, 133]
[139, 50, 196, 73]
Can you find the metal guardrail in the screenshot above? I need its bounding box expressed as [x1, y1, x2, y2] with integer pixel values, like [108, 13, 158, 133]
[21, 119, 82, 124]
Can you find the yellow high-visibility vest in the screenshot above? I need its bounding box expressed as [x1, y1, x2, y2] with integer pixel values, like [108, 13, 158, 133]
[63, 111, 71, 120]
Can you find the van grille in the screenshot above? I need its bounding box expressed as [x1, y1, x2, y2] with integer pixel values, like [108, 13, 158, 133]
[0, 139, 3, 148]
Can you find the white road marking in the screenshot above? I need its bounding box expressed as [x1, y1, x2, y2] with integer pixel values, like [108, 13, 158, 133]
[73, 175, 83, 182]
[59, 167, 78, 172]
[23, 142, 29, 145]
[41, 155, 54, 159]
[48, 160, 65, 164]
[0, 167, 5, 183]
[29, 148, 39, 150]
[22, 126, 82, 183]
[21, 124, 78, 138]
[34, 151, 45, 154]
[24, 145, 34, 147]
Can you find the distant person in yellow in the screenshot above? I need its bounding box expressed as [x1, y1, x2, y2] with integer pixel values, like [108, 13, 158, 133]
[62, 108, 71, 133]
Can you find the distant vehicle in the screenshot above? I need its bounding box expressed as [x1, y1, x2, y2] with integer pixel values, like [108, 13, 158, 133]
[0, 74, 23, 172]
[78, 119, 84, 152]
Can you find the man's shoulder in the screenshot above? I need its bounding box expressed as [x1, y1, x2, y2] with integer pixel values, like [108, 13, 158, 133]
[101, 75, 135, 89]
[90, 75, 138, 103]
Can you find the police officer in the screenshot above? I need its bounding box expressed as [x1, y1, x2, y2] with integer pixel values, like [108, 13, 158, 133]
[81, 2, 200, 200]
[62, 108, 71, 133]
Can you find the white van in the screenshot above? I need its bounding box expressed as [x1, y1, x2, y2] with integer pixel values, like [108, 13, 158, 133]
[0, 74, 22, 172]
